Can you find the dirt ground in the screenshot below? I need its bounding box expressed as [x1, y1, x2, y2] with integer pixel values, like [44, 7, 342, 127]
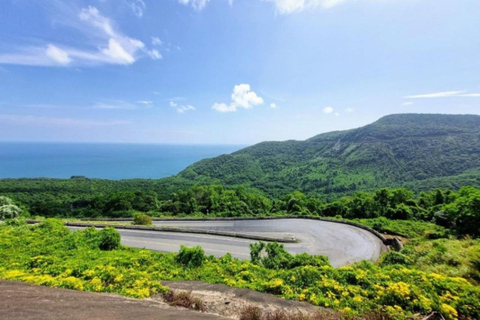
[163, 280, 335, 319]
[0, 280, 226, 320]
[0, 280, 338, 320]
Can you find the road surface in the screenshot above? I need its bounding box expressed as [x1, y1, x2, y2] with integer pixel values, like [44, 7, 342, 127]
[84, 218, 386, 267]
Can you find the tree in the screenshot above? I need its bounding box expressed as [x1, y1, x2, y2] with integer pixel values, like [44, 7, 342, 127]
[0, 204, 21, 220]
[0, 196, 14, 207]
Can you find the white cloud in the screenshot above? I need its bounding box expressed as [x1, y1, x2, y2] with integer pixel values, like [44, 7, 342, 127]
[94, 101, 137, 110]
[323, 106, 334, 114]
[404, 90, 480, 99]
[334, 112, 340, 117]
[270, 103, 277, 109]
[265, 0, 354, 14]
[402, 101, 414, 106]
[346, 107, 354, 113]
[127, 0, 146, 18]
[101, 38, 136, 64]
[460, 93, 480, 97]
[178, 0, 211, 10]
[45, 45, 71, 65]
[0, 5, 159, 67]
[170, 100, 196, 113]
[137, 100, 153, 105]
[151, 37, 163, 46]
[404, 91, 465, 99]
[146, 49, 162, 60]
[212, 84, 264, 113]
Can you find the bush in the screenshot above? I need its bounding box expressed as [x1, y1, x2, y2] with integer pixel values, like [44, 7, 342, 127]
[163, 290, 205, 311]
[380, 251, 412, 266]
[4, 218, 26, 227]
[175, 245, 206, 268]
[97, 227, 121, 251]
[289, 253, 330, 268]
[240, 306, 262, 320]
[0, 204, 21, 220]
[0, 196, 14, 206]
[38, 218, 69, 234]
[133, 213, 152, 226]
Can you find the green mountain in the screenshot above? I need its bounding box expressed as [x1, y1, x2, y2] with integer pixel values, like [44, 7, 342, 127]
[179, 114, 480, 198]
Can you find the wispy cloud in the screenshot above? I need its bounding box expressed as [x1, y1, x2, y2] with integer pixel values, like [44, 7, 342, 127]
[137, 100, 153, 106]
[178, 0, 211, 11]
[402, 101, 414, 106]
[0, 5, 160, 67]
[403, 90, 480, 99]
[94, 101, 138, 110]
[126, 0, 146, 18]
[0, 113, 129, 126]
[169, 100, 196, 113]
[151, 37, 163, 46]
[212, 84, 264, 113]
[323, 106, 334, 114]
[404, 91, 466, 99]
[180, 0, 354, 13]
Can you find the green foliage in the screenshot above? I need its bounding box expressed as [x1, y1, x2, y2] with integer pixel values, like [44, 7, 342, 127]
[380, 251, 412, 266]
[133, 213, 152, 226]
[0, 196, 14, 206]
[0, 223, 478, 319]
[401, 237, 480, 283]
[161, 185, 272, 217]
[178, 114, 480, 199]
[250, 242, 330, 270]
[97, 227, 121, 251]
[175, 245, 206, 268]
[0, 204, 21, 220]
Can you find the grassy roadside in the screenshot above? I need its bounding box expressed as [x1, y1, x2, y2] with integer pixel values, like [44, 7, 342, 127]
[0, 219, 479, 319]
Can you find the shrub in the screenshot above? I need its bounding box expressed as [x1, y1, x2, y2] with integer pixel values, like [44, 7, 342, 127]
[175, 245, 206, 268]
[133, 213, 152, 226]
[380, 251, 412, 266]
[240, 306, 263, 320]
[289, 253, 330, 268]
[38, 218, 68, 234]
[0, 196, 14, 207]
[4, 218, 26, 226]
[97, 227, 121, 251]
[163, 290, 205, 311]
[0, 204, 21, 220]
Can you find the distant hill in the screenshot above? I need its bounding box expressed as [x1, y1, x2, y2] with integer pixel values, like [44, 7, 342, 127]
[178, 114, 480, 199]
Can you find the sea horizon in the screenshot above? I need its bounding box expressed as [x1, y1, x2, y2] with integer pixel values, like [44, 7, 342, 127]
[0, 142, 245, 180]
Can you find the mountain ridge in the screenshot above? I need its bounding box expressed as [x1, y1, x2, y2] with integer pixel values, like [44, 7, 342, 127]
[178, 113, 480, 198]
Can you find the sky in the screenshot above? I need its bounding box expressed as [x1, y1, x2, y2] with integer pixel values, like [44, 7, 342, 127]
[0, 0, 479, 145]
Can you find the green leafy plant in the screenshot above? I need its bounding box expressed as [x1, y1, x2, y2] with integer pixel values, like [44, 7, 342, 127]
[175, 245, 206, 268]
[97, 227, 121, 251]
[133, 213, 153, 226]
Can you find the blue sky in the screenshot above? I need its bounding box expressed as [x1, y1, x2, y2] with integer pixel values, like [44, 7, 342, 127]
[0, 0, 479, 145]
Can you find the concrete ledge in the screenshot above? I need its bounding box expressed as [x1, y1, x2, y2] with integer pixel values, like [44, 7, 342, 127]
[25, 220, 297, 243]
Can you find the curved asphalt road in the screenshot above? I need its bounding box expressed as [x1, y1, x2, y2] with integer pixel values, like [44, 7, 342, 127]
[101, 219, 386, 267]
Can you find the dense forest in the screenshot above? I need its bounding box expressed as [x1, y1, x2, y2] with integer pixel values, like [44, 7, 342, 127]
[2, 181, 479, 238]
[178, 114, 480, 198]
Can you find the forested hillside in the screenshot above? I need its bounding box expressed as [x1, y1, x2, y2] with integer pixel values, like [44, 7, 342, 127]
[178, 114, 480, 198]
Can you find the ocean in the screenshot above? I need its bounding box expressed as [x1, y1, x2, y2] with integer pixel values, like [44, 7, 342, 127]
[0, 142, 244, 180]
